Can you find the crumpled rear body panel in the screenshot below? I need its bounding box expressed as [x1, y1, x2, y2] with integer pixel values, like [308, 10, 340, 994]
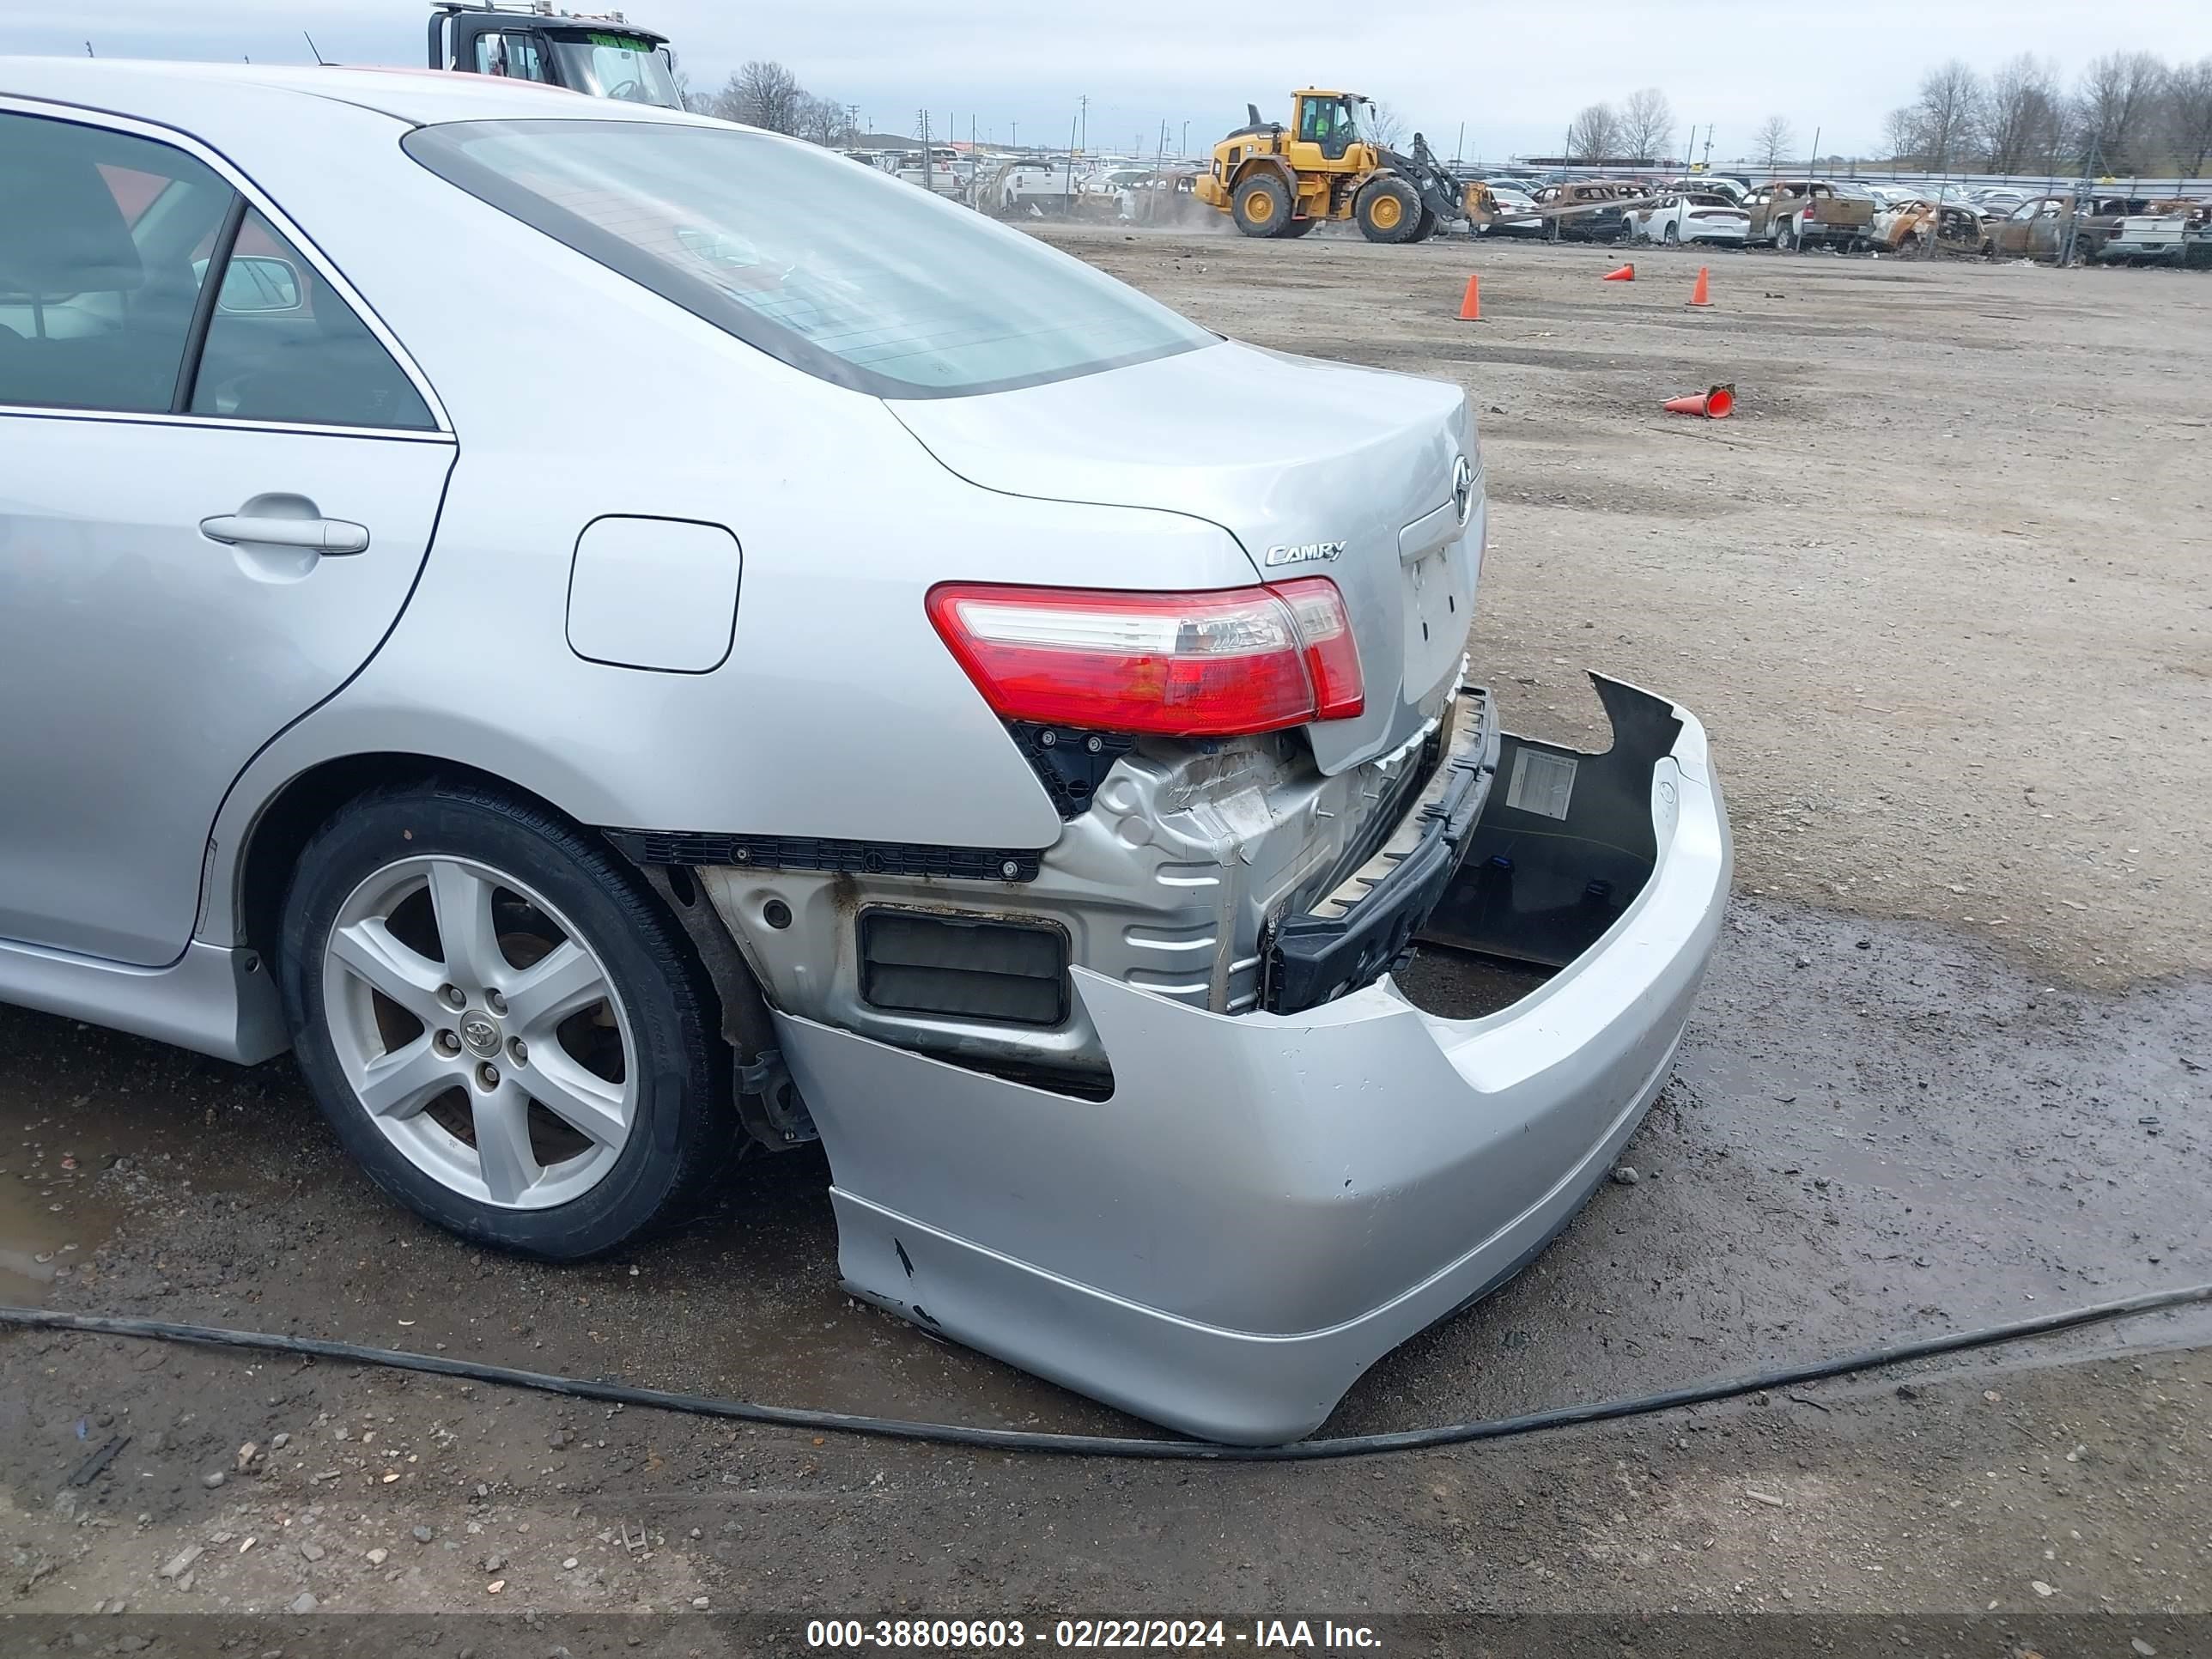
[774, 678, 1730, 1443]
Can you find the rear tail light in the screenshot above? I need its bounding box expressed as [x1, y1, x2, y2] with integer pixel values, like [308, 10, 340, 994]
[926, 579, 1365, 737]
[1270, 577, 1364, 720]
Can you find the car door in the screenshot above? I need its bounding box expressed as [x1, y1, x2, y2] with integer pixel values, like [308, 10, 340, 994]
[0, 106, 454, 967]
[2031, 199, 2068, 258]
[1742, 187, 1771, 239]
[1994, 201, 2038, 256]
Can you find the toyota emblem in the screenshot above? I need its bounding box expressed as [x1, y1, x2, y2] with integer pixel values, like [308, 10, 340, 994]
[1451, 454, 1475, 526]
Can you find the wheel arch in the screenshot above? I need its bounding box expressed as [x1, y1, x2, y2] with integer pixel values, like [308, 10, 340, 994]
[1228, 154, 1300, 197]
[225, 746, 799, 1151]
[233, 750, 585, 969]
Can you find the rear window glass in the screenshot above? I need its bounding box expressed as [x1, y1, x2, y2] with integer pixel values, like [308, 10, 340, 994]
[403, 118, 1216, 398]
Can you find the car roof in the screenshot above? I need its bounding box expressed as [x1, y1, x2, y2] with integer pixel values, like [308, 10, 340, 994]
[0, 55, 712, 131]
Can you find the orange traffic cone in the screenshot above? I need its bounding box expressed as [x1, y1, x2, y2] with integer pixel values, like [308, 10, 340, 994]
[1688, 266, 1712, 307]
[1457, 274, 1482, 320]
[1602, 262, 1636, 282]
[1662, 384, 1736, 419]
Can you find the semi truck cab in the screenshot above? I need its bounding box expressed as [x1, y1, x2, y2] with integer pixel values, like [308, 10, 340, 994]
[428, 3, 682, 109]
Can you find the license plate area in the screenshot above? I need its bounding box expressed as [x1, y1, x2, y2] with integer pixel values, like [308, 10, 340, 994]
[1401, 546, 1469, 696]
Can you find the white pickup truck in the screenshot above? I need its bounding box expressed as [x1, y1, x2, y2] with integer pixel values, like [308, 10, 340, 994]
[2099, 206, 2212, 267]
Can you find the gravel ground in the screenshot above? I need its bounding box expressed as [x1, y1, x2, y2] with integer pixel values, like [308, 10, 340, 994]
[2, 230, 2207, 1641]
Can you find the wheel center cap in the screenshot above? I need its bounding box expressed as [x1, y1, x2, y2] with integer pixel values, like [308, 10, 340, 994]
[459, 1012, 503, 1060]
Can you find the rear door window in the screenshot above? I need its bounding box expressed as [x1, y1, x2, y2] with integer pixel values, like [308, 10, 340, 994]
[0, 112, 229, 414]
[189, 208, 435, 429]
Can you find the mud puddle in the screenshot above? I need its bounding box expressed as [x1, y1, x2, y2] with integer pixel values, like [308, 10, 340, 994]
[0, 1149, 118, 1302]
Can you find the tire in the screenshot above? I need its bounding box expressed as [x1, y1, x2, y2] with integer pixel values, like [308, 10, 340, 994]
[1662, 221, 1680, 246]
[278, 781, 734, 1261]
[1284, 214, 1323, 238]
[1231, 173, 1293, 238]
[1355, 176, 1423, 244]
[1776, 216, 1799, 252]
[1411, 204, 1439, 242]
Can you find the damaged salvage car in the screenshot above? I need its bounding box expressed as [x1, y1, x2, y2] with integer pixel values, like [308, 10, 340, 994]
[0, 59, 1730, 1443]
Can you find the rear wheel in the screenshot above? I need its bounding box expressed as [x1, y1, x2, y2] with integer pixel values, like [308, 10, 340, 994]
[279, 781, 734, 1260]
[1776, 216, 1799, 252]
[1662, 221, 1680, 246]
[1231, 173, 1293, 238]
[1355, 176, 1423, 244]
[1410, 204, 1439, 242]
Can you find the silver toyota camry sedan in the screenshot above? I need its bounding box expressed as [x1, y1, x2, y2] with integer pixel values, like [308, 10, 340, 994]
[0, 59, 1729, 1443]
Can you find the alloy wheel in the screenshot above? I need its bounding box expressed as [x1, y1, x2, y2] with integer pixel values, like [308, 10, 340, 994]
[319, 855, 637, 1209]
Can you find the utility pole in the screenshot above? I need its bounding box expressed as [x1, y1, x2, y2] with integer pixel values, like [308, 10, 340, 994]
[1182, 119, 1189, 157]
[1064, 110, 1079, 212]
[1012, 119, 1018, 149]
[1148, 119, 1168, 225]
[1455, 120, 1465, 166]
[1078, 94, 1088, 160]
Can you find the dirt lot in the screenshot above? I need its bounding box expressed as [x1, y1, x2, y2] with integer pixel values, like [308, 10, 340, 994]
[3, 233, 2208, 1649]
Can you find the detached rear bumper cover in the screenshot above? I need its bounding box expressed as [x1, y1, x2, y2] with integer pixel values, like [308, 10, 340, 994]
[774, 676, 1731, 1444]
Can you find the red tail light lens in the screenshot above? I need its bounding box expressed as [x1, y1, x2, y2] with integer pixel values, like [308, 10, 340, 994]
[926, 580, 1364, 737]
[1269, 576, 1364, 720]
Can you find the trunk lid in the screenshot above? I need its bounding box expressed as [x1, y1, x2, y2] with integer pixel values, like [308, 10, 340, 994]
[888, 340, 1479, 773]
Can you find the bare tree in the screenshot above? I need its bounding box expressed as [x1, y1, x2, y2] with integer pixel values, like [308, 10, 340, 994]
[1619, 88, 1675, 162]
[1367, 102, 1407, 151]
[793, 94, 852, 148]
[1881, 105, 1926, 166]
[714, 59, 806, 134]
[2167, 56, 2212, 177]
[2070, 51, 2166, 173]
[1913, 59, 1984, 172]
[1751, 113, 1796, 173]
[1979, 54, 2063, 173]
[1565, 102, 1622, 163]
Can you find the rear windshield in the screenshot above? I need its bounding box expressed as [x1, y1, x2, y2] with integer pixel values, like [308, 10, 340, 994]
[403, 118, 1215, 398]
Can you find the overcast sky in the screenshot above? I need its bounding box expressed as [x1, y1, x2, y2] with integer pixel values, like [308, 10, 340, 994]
[11, 0, 2212, 162]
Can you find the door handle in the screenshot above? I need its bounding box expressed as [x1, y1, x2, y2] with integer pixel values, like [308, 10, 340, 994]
[201, 500, 370, 556]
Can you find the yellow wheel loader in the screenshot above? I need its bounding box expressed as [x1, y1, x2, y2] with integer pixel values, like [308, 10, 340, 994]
[1194, 92, 1485, 243]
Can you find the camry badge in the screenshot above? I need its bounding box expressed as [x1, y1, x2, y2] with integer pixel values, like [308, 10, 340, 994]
[1263, 539, 1348, 567]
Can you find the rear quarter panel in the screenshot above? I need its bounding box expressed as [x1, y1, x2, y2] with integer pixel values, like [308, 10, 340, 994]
[198, 105, 1263, 942]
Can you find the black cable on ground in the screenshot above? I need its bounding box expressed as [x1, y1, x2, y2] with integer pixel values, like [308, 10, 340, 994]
[3, 1284, 2207, 1462]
